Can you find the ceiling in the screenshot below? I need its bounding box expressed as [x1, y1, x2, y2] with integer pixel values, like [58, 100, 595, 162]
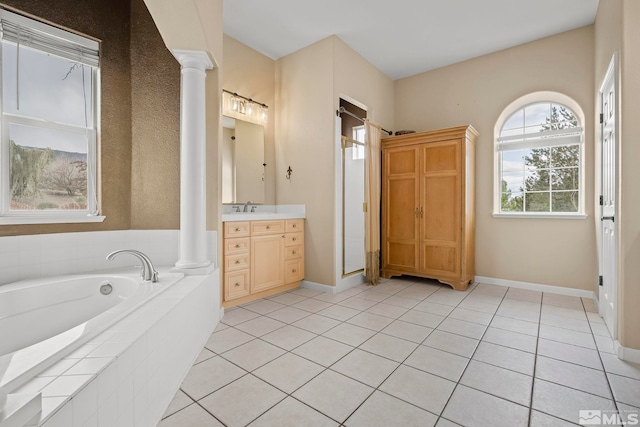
[223, 0, 599, 80]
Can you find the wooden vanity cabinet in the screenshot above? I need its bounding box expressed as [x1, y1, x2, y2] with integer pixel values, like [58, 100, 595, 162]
[223, 219, 305, 307]
[381, 126, 477, 291]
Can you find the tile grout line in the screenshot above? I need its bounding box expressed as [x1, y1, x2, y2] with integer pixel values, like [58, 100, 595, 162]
[433, 283, 511, 426]
[581, 296, 622, 417]
[198, 283, 417, 425]
[249, 279, 436, 425]
[331, 282, 452, 424]
[527, 291, 544, 427]
[172, 281, 618, 427]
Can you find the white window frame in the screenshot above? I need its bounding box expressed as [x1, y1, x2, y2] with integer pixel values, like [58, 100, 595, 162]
[493, 91, 587, 219]
[352, 125, 365, 160]
[0, 9, 103, 225]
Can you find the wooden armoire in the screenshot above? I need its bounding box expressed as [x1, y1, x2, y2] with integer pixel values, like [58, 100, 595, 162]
[381, 125, 478, 291]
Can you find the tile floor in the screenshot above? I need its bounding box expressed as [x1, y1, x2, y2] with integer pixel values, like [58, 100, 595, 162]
[157, 278, 640, 427]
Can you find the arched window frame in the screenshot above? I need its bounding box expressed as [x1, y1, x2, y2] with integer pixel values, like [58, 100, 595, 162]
[493, 91, 587, 219]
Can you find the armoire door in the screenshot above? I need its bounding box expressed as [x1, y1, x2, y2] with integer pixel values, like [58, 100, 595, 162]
[420, 140, 461, 278]
[383, 146, 420, 273]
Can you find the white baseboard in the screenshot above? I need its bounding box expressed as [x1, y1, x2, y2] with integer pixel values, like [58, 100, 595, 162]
[336, 273, 366, 293]
[614, 340, 640, 363]
[301, 280, 335, 294]
[474, 276, 596, 300]
[302, 276, 366, 295]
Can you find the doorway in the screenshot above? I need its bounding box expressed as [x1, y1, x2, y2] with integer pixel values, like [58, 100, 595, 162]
[339, 99, 367, 277]
[599, 53, 618, 337]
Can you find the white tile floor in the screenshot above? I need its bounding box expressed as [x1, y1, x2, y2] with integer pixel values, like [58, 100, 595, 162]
[157, 278, 640, 427]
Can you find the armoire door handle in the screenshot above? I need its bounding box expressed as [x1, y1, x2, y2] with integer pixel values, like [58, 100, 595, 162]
[420, 207, 424, 218]
[415, 208, 420, 217]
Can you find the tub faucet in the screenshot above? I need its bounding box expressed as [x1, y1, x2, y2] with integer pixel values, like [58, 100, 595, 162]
[243, 201, 253, 212]
[106, 249, 159, 282]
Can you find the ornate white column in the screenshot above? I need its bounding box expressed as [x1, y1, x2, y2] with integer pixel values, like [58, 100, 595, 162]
[172, 50, 213, 271]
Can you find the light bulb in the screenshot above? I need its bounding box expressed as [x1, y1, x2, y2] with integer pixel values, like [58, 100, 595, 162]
[261, 106, 268, 123]
[230, 96, 239, 112]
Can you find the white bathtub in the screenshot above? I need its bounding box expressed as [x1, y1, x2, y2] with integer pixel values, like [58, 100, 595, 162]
[0, 271, 183, 407]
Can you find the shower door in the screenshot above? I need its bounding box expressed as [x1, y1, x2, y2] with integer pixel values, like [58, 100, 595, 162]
[342, 135, 365, 276]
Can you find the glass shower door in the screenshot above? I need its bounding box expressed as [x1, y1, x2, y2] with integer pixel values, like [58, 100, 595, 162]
[342, 135, 365, 276]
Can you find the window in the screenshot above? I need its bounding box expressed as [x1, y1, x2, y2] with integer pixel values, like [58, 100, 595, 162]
[352, 125, 365, 160]
[0, 9, 102, 224]
[495, 94, 585, 217]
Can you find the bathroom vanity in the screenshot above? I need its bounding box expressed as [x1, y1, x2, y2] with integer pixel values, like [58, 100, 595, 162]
[222, 207, 305, 308]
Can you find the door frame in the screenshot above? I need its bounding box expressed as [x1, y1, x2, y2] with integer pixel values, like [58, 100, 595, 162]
[598, 52, 619, 337]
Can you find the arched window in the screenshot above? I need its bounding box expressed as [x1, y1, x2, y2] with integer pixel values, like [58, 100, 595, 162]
[495, 92, 585, 217]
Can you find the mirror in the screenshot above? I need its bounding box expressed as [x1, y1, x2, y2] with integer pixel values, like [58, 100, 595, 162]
[222, 116, 265, 204]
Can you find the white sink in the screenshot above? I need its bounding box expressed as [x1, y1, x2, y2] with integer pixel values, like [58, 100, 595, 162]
[222, 205, 305, 222]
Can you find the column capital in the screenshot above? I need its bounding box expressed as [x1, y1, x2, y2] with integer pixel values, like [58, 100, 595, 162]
[171, 49, 214, 70]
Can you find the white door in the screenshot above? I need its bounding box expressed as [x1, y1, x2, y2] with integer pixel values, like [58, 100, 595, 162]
[599, 54, 617, 337]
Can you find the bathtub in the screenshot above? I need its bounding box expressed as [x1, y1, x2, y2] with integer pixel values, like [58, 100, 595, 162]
[0, 270, 184, 413]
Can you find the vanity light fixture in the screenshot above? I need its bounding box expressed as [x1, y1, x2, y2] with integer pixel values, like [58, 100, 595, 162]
[222, 89, 268, 126]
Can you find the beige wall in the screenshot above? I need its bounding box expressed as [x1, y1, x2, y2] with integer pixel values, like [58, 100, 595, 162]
[619, 0, 640, 351]
[223, 35, 276, 204]
[275, 36, 394, 286]
[395, 26, 597, 290]
[593, 0, 640, 352]
[333, 38, 395, 129]
[276, 37, 336, 285]
[619, 1, 640, 350]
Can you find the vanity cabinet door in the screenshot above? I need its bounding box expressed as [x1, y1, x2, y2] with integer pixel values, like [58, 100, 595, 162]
[285, 258, 304, 283]
[251, 234, 286, 293]
[225, 270, 250, 300]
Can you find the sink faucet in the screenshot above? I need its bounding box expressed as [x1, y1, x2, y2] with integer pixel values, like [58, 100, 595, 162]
[243, 201, 253, 212]
[106, 249, 159, 282]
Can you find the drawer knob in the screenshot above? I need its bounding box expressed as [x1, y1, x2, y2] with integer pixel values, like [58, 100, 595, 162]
[235, 227, 240, 232]
[292, 250, 297, 255]
[235, 244, 241, 248]
[292, 237, 297, 241]
[234, 282, 240, 287]
[292, 269, 297, 273]
[267, 225, 271, 229]
[293, 224, 297, 228]
[235, 260, 241, 264]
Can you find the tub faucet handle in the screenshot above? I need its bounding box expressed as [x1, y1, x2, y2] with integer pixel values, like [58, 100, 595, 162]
[106, 249, 159, 283]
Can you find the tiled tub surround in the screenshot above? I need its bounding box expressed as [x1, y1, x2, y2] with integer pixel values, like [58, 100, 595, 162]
[0, 270, 185, 411]
[0, 230, 221, 426]
[8, 271, 220, 427]
[160, 279, 640, 427]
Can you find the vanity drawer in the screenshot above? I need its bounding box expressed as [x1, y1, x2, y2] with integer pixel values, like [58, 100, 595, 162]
[285, 232, 304, 247]
[224, 270, 250, 301]
[285, 219, 304, 233]
[225, 222, 250, 238]
[285, 245, 304, 260]
[285, 258, 304, 283]
[225, 237, 250, 255]
[251, 220, 285, 236]
[225, 253, 250, 271]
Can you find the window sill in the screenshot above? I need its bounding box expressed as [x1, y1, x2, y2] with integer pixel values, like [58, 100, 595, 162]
[492, 213, 587, 220]
[0, 215, 106, 225]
